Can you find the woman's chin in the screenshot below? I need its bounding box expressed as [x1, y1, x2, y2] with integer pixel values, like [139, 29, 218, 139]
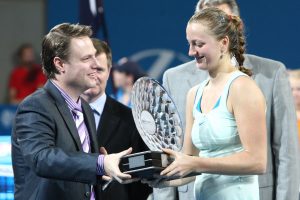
[196, 62, 207, 70]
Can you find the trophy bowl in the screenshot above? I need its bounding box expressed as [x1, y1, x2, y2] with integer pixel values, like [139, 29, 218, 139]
[119, 77, 184, 180]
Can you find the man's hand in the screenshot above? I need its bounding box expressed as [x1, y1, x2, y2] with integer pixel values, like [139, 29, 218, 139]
[103, 147, 133, 183]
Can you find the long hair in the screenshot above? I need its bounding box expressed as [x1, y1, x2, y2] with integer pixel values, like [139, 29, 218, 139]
[189, 7, 251, 76]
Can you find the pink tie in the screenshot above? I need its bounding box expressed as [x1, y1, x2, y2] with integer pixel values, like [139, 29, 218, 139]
[73, 109, 95, 200]
[73, 109, 90, 153]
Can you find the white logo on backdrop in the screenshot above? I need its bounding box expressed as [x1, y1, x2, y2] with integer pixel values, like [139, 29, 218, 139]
[129, 49, 191, 79]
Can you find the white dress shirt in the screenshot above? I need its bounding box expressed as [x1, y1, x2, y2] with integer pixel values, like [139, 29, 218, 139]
[89, 93, 106, 130]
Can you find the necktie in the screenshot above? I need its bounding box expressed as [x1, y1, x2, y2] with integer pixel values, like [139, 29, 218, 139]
[73, 108, 90, 153]
[92, 108, 101, 130]
[73, 108, 95, 200]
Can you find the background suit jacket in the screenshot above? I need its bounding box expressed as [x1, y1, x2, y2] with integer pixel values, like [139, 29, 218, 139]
[154, 54, 300, 200]
[11, 81, 102, 200]
[96, 96, 152, 200]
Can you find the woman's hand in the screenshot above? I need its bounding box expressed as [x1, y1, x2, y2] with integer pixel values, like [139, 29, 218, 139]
[160, 148, 197, 178]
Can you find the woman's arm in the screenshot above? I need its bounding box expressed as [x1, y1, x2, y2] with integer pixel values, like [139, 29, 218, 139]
[149, 86, 200, 188]
[183, 86, 200, 156]
[161, 76, 267, 177]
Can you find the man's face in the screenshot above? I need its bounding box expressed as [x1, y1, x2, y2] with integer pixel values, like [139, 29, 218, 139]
[290, 77, 300, 107]
[63, 36, 98, 92]
[83, 53, 110, 99]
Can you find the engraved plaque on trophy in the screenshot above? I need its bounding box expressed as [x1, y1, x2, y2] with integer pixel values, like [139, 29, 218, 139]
[119, 77, 185, 180]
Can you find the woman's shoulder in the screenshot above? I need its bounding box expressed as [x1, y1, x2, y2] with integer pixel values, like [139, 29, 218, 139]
[230, 74, 265, 104]
[231, 74, 258, 91]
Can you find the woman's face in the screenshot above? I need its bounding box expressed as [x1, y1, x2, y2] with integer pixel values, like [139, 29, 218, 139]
[186, 22, 223, 71]
[21, 47, 35, 65]
[112, 70, 126, 88]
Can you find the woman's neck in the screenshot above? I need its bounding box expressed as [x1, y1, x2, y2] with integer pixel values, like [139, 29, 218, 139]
[208, 64, 237, 85]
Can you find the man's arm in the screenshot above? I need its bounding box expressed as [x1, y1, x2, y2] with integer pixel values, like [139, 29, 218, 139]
[272, 65, 300, 200]
[14, 99, 101, 184]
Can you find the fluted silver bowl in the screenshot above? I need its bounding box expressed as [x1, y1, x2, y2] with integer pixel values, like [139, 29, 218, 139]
[131, 77, 183, 152]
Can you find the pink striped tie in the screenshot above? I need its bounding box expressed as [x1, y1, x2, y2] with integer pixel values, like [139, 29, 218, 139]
[73, 108, 95, 200]
[73, 109, 90, 153]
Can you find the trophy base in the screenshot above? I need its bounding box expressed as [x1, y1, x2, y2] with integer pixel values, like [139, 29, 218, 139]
[120, 151, 174, 180]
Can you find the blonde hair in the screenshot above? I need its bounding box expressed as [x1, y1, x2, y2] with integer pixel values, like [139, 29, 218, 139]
[189, 7, 252, 76]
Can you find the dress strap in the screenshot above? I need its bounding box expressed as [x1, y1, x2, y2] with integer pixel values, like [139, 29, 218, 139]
[219, 71, 248, 108]
[194, 78, 210, 112]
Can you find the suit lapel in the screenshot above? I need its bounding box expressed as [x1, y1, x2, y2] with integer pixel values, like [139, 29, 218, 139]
[44, 81, 82, 151]
[97, 97, 120, 146]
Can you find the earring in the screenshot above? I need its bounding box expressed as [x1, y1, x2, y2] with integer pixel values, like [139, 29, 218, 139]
[231, 53, 238, 66]
[220, 50, 224, 59]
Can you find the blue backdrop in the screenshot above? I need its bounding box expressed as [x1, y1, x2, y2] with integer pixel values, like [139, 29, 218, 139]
[47, 0, 300, 82]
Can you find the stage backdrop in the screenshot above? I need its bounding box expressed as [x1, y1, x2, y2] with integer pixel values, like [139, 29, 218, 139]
[47, 0, 300, 83]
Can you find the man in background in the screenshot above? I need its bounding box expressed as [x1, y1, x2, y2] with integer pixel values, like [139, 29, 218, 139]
[82, 38, 152, 200]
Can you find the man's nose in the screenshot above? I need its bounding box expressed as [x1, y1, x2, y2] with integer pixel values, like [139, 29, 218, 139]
[92, 56, 100, 68]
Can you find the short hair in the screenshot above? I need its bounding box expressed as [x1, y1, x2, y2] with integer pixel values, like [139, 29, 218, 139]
[41, 23, 93, 79]
[195, 0, 240, 16]
[91, 38, 112, 69]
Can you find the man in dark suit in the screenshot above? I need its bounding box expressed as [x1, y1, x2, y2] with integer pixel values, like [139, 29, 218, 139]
[82, 39, 152, 200]
[11, 23, 133, 200]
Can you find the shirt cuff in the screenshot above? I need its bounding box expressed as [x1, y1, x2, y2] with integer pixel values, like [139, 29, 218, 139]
[96, 155, 105, 175]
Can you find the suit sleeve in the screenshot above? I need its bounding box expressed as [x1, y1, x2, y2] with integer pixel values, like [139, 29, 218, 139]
[271, 65, 300, 200]
[14, 98, 101, 185]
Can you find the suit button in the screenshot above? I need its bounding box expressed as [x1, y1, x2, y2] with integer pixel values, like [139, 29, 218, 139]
[85, 191, 90, 198]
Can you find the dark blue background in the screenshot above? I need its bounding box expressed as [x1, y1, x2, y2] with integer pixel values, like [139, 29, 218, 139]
[47, 0, 300, 74]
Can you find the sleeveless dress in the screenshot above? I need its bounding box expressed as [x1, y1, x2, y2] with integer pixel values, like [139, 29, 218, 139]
[191, 71, 259, 200]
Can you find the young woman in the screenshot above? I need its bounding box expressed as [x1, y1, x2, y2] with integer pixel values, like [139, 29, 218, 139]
[146, 7, 267, 200]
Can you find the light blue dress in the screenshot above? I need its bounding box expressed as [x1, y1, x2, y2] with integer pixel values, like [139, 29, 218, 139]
[191, 71, 259, 200]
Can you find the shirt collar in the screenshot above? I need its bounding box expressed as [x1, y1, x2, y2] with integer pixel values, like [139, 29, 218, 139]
[89, 93, 107, 116]
[50, 80, 82, 112]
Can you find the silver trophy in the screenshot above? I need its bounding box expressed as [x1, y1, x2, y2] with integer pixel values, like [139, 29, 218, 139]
[119, 77, 184, 180]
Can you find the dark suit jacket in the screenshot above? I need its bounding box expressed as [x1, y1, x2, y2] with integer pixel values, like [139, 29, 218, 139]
[96, 96, 152, 200]
[11, 81, 102, 200]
